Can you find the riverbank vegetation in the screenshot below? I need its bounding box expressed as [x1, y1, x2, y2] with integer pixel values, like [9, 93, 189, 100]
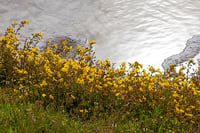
[1, 21, 200, 132]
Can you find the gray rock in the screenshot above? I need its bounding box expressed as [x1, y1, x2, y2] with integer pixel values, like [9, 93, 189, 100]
[37, 34, 88, 52]
[162, 35, 200, 72]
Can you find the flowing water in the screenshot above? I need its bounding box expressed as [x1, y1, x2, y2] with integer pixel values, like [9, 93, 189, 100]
[1, 0, 200, 70]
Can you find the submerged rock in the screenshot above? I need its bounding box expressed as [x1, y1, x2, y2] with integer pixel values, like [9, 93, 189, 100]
[162, 35, 200, 72]
[37, 34, 88, 53]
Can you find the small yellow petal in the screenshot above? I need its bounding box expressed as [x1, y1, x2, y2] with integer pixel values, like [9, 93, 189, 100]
[42, 94, 46, 97]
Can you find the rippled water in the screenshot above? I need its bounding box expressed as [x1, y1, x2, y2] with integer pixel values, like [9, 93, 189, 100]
[1, 0, 200, 70]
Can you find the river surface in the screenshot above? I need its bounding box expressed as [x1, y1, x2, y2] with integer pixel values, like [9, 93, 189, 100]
[1, 0, 200, 70]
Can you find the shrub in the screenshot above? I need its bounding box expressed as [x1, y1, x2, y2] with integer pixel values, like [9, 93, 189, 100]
[1, 21, 200, 132]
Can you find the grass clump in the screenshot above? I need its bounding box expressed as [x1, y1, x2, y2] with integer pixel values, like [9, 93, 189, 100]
[1, 21, 200, 132]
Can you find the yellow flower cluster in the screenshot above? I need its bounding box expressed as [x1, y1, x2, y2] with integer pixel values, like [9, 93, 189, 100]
[1, 21, 200, 127]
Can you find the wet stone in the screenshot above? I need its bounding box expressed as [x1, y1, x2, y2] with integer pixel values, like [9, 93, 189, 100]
[162, 35, 200, 72]
[37, 35, 88, 54]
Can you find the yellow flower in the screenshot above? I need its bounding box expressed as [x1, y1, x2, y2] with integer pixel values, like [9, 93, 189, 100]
[59, 78, 64, 82]
[39, 32, 43, 37]
[54, 44, 57, 49]
[83, 56, 89, 60]
[13, 21, 19, 25]
[77, 46, 81, 51]
[19, 84, 24, 90]
[64, 82, 68, 86]
[25, 20, 29, 25]
[57, 72, 62, 78]
[62, 40, 68, 45]
[19, 95, 23, 99]
[35, 60, 39, 65]
[96, 85, 102, 90]
[172, 93, 179, 98]
[85, 109, 88, 113]
[160, 97, 165, 101]
[45, 68, 53, 77]
[139, 99, 142, 103]
[119, 84, 125, 88]
[8, 27, 14, 33]
[115, 93, 120, 96]
[49, 95, 54, 100]
[189, 59, 194, 63]
[79, 48, 86, 55]
[196, 100, 200, 105]
[121, 62, 126, 67]
[58, 59, 63, 64]
[6, 44, 14, 50]
[176, 107, 184, 114]
[40, 80, 47, 87]
[17, 69, 23, 74]
[0, 36, 5, 41]
[20, 55, 24, 59]
[27, 55, 34, 61]
[104, 84, 108, 88]
[185, 113, 193, 117]
[142, 96, 146, 100]
[80, 110, 84, 113]
[77, 78, 84, 85]
[88, 78, 94, 83]
[89, 40, 96, 44]
[31, 47, 39, 54]
[128, 86, 133, 91]
[42, 94, 46, 98]
[182, 66, 186, 70]
[61, 67, 68, 73]
[71, 94, 75, 99]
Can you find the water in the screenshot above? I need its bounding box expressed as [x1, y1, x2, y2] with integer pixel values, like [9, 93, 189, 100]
[1, 0, 200, 70]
